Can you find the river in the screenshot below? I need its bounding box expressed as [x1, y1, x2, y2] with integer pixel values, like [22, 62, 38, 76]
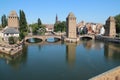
[0, 40, 120, 80]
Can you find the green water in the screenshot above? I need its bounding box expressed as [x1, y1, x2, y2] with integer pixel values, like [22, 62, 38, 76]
[0, 40, 120, 80]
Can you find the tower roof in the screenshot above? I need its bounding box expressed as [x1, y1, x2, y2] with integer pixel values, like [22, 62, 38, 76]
[107, 16, 115, 21]
[9, 10, 18, 17]
[67, 12, 76, 18]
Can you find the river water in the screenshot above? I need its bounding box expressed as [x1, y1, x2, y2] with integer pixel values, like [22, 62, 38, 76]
[0, 40, 120, 80]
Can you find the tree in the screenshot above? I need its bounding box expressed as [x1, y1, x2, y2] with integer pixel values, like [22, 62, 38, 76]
[115, 14, 120, 33]
[1, 14, 7, 28]
[19, 10, 28, 40]
[54, 21, 66, 32]
[30, 18, 46, 35]
[37, 25, 46, 35]
[38, 18, 42, 28]
[8, 37, 15, 44]
[29, 23, 38, 35]
[27, 18, 45, 35]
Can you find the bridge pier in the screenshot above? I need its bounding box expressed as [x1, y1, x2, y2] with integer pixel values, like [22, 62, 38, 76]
[62, 36, 79, 43]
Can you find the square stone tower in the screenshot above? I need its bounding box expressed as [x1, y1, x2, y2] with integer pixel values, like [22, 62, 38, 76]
[105, 16, 116, 37]
[8, 11, 19, 29]
[66, 12, 77, 38]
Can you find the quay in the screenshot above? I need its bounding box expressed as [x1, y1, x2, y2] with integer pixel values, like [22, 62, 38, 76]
[95, 35, 120, 43]
[89, 66, 120, 80]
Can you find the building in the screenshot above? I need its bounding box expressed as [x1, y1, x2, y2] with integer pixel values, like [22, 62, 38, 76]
[44, 24, 54, 32]
[8, 11, 19, 29]
[1, 11, 19, 42]
[77, 21, 85, 34]
[104, 16, 116, 37]
[63, 12, 79, 42]
[66, 12, 77, 38]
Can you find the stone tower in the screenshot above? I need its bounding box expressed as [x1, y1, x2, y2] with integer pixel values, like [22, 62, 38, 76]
[105, 16, 116, 37]
[8, 11, 19, 29]
[66, 12, 77, 38]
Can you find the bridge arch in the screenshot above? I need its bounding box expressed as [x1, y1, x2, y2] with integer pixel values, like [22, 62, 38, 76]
[45, 37, 61, 42]
[25, 35, 62, 43]
[79, 35, 95, 40]
[26, 38, 43, 43]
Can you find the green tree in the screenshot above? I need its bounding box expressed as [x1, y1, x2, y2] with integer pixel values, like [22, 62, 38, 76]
[54, 21, 66, 32]
[0, 25, 2, 29]
[1, 14, 7, 28]
[30, 23, 46, 35]
[37, 25, 46, 35]
[8, 37, 15, 44]
[38, 18, 42, 28]
[29, 23, 38, 35]
[115, 14, 120, 33]
[30, 18, 46, 35]
[19, 10, 28, 40]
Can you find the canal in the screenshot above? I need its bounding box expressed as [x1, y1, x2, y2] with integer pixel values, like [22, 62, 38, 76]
[0, 40, 120, 80]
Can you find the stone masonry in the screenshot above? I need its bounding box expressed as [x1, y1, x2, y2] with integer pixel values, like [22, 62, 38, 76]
[89, 66, 120, 80]
[105, 16, 116, 37]
[66, 12, 77, 38]
[8, 11, 19, 29]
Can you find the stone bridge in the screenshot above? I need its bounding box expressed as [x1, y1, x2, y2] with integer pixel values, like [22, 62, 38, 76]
[25, 41, 62, 45]
[25, 35, 62, 41]
[79, 34, 95, 39]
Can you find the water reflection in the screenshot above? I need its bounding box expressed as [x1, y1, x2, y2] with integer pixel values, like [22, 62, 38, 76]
[82, 40, 104, 50]
[26, 38, 42, 43]
[46, 37, 60, 43]
[66, 43, 76, 67]
[104, 43, 120, 60]
[0, 46, 28, 69]
[83, 40, 93, 50]
[0, 41, 120, 80]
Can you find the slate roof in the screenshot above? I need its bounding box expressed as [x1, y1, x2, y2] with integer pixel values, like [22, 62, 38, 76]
[3, 27, 19, 34]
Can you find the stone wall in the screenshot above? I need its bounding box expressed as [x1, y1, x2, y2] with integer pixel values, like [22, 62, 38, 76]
[95, 35, 120, 43]
[0, 43, 23, 56]
[89, 66, 120, 80]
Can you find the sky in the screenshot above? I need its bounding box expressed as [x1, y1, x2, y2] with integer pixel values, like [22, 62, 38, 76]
[0, 0, 120, 24]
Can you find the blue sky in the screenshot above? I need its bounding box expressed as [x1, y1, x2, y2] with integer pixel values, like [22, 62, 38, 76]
[0, 0, 120, 24]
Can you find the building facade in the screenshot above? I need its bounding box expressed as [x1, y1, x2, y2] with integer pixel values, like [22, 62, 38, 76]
[44, 24, 54, 32]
